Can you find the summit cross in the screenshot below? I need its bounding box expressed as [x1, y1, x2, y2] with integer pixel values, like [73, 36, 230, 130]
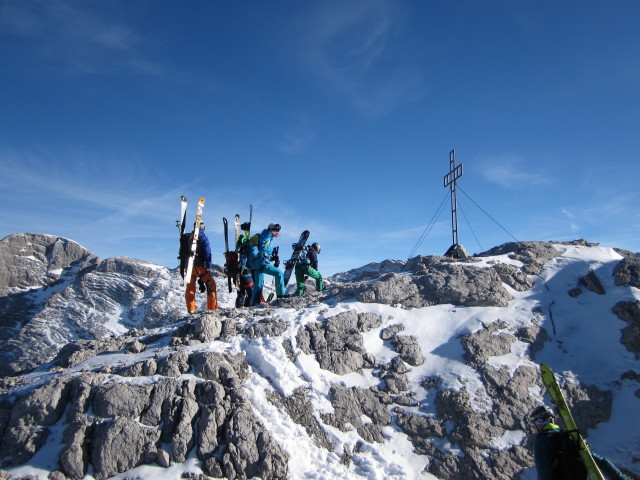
[443, 149, 464, 250]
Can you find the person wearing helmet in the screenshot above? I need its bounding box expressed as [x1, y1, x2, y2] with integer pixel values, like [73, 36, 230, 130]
[235, 222, 254, 308]
[528, 405, 629, 480]
[247, 223, 286, 305]
[179, 221, 218, 313]
[294, 242, 324, 296]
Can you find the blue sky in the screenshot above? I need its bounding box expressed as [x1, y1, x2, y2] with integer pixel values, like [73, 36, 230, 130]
[1, 0, 639, 276]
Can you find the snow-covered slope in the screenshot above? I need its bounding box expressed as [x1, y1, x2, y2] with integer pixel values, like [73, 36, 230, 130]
[0, 235, 638, 480]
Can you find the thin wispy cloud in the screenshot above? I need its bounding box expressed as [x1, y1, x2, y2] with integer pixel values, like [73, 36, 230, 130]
[275, 116, 317, 155]
[0, 148, 158, 210]
[529, 196, 640, 253]
[560, 209, 580, 233]
[298, 0, 426, 116]
[0, 1, 162, 76]
[379, 222, 448, 242]
[476, 154, 553, 189]
[583, 193, 639, 223]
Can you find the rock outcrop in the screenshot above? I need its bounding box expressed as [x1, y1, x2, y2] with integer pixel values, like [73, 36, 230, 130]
[330, 257, 513, 308]
[1, 352, 288, 480]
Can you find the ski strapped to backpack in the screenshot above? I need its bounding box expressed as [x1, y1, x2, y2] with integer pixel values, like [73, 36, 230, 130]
[234, 214, 240, 246]
[182, 197, 205, 291]
[223, 217, 240, 293]
[177, 195, 188, 279]
[177, 195, 187, 239]
[223, 207, 253, 294]
[539, 364, 605, 480]
[283, 230, 310, 286]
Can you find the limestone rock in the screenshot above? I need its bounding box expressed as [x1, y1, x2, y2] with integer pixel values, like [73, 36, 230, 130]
[92, 383, 153, 418]
[268, 387, 332, 450]
[194, 312, 223, 342]
[391, 335, 425, 366]
[156, 351, 190, 377]
[460, 320, 514, 369]
[613, 300, 640, 359]
[579, 270, 606, 294]
[91, 417, 160, 480]
[478, 241, 561, 276]
[295, 311, 384, 374]
[492, 263, 535, 291]
[223, 408, 288, 480]
[243, 317, 288, 338]
[0, 377, 72, 464]
[613, 255, 640, 288]
[321, 386, 393, 443]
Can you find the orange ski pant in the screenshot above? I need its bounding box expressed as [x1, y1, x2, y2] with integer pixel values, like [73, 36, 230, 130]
[185, 266, 218, 312]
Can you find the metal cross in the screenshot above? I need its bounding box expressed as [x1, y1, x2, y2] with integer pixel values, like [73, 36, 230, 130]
[443, 149, 463, 249]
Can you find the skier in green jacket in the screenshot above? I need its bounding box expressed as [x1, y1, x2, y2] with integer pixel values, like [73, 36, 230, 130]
[294, 242, 324, 296]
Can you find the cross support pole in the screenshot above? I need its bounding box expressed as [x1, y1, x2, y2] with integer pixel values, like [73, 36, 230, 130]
[443, 149, 464, 254]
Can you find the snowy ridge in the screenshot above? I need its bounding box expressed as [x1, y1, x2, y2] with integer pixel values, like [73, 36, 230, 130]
[0, 235, 639, 480]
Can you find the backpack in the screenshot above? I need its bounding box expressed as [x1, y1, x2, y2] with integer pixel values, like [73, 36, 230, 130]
[245, 233, 272, 270]
[179, 232, 194, 268]
[247, 233, 261, 247]
[236, 234, 258, 270]
[297, 247, 311, 266]
[224, 251, 240, 277]
[550, 431, 588, 479]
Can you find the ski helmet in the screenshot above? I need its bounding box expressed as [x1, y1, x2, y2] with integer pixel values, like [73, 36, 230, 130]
[529, 405, 554, 426]
[268, 223, 281, 232]
[311, 242, 321, 253]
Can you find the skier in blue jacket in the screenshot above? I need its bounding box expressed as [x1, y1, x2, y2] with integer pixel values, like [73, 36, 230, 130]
[179, 222, 218, 312]
[248, 223, 286, 305]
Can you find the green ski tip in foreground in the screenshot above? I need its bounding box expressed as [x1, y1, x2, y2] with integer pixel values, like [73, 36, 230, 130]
[539, 364, 606, 480]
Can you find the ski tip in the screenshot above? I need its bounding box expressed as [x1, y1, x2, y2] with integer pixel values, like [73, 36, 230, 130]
[181, 195, 186, 201]
[199, 197, 205, 203]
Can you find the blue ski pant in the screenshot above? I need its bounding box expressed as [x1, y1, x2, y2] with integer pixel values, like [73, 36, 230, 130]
[251, 264, 285, 305]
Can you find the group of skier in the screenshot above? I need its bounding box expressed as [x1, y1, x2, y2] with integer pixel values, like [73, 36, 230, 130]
[179, 215, 324, 312]
[176, 200, 631, 480]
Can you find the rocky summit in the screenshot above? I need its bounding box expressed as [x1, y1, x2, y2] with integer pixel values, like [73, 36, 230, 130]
[0, 233, 638, 480]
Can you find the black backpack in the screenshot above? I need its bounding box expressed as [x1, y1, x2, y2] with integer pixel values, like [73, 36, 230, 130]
[179, 232, 194, 269]
[550, 430, 588, 479]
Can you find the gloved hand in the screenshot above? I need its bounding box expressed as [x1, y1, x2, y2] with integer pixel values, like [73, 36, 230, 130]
[198, 279, 206, 293]
[271, 247, 280, 267]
